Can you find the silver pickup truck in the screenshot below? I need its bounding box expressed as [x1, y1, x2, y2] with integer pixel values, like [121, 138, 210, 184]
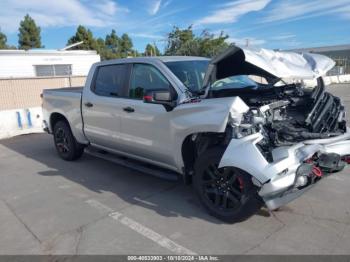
[42, 45, 350, 222]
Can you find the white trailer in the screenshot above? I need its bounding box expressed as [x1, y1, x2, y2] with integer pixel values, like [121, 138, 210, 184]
[0, 49, 100, 78]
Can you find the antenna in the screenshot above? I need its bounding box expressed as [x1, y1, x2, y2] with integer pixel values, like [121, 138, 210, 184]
[59, 41, 84, 51]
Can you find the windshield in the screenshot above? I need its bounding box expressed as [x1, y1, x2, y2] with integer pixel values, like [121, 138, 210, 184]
[164, 60, 209, 92]
[165, 60, 262, 93]
[211, 75, 258, 90]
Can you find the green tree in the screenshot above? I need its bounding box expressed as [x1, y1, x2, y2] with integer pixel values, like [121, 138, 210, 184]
[165, 26, 196, 56]
[164, 26, 229, 57]
[105, 30, 120, 51]
[95, 37, 105, 52]
[101, 29, 122, 60]
[120, 33, 133, 57]
[134, 50, 142, 57]
[198, 30, 229, 57]
[144, 43, 160, 56]
[18, 14, 43, 50]
[67, 25, 97, 50]
[95, 37, 113, 60]
[66, 28, 138, 60]
[0, 29, 7, 49]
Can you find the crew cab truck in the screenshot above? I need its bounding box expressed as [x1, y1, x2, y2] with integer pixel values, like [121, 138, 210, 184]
[42, 46, 350, 222]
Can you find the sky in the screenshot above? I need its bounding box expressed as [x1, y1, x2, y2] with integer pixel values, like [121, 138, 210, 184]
[1, 0, 350, 52]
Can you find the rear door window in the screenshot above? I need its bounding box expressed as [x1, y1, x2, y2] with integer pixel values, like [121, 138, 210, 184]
[93, 64, 128, 97]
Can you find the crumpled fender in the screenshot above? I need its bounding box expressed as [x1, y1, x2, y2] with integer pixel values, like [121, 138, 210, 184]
[217, 132, 300, 183]
[171, 96, 249, 172]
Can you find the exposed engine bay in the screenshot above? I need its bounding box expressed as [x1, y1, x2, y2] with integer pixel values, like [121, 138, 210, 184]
[193, 45, 350, 212]
[209, 77, 347, 161]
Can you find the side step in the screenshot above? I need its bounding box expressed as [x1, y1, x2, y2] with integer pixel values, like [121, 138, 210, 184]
[85, 147, 179, 181]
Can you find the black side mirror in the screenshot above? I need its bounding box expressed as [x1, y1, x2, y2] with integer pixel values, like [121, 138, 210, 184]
[143, 89, 176, 111]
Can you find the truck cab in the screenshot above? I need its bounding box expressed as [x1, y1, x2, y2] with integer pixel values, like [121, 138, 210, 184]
[80, 57, 208, 171]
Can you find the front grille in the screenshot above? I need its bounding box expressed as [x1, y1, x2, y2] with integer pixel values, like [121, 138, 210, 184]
[306, 90, 343, 133]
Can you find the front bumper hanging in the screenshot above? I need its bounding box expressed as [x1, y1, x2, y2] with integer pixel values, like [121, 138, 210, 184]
[219, 129, 350, 210]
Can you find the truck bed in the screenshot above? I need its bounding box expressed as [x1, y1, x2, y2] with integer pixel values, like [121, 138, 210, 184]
[42, 86, 85, 142]
[44, 86, 83, 94]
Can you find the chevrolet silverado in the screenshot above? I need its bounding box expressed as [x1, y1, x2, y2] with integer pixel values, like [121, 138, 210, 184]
[42, 45, 350, 222]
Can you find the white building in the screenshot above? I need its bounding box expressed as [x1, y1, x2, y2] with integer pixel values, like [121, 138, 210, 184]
[0, 49, 100, 140]
[0, 49, 100, 78]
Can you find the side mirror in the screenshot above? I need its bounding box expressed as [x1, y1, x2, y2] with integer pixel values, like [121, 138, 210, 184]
[143, 89, 176, 111]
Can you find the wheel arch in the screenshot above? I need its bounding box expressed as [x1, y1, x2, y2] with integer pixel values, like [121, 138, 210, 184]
[180, 131, 229, 180]
[50, 112, 70, 131]
[49, 112, 88, 145]
[181, 134, 197, 172]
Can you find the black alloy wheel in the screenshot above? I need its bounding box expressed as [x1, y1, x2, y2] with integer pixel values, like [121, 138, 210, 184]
[194, 147, 262, 222]
[53, 121, 84, 161]
[201, 164, 247, 210]
[55, 127, 70, 154]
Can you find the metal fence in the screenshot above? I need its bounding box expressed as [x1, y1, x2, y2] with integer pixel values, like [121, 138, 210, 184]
[0, 76, 86, 110]
[327, 58, 349, 76]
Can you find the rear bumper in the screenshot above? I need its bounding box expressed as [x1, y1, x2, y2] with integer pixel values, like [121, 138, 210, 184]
[219, 128, 350, 210]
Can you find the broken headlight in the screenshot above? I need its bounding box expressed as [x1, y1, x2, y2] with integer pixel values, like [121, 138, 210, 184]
[229, 109, 265, 139]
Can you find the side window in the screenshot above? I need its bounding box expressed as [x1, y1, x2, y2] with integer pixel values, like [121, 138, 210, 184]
[129, 64, 171, 99]
[93, 64, 127, 97]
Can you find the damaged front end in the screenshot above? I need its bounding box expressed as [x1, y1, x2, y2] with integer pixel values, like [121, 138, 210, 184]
[219, 95, 350, 209]
[259, 146, 350, 211]
[206, 46, 350, 210]
[265, 78, 347, 147]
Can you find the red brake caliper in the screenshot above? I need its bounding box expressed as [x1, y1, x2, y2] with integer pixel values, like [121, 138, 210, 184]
[305, 157, 323, 178]
[342, 155, 350, 164]
[237, 176, 244, 191]
[312, 166, 323, 177]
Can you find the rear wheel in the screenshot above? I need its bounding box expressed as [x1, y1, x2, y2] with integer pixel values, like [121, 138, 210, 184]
[53, 121, 84, 161]
[194, 148, 262, 223]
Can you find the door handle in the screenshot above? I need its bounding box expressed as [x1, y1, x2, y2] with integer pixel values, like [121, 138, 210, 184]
[123, 106, 135, 113]
[84, 102, 93, 108]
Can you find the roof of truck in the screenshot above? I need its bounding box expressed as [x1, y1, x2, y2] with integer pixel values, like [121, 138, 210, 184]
[153, 56, 209, 62]
[97, 56, 209, 66]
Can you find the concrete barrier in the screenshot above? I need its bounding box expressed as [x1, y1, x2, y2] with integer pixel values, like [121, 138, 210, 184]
[0, 107, 43, 140]
[303, 74, 350, 87]
[338, 74, 350, 83]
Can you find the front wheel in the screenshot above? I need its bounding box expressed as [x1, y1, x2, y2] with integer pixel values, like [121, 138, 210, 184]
[53, 121, 84, 161]
[193, 148, 262, 223]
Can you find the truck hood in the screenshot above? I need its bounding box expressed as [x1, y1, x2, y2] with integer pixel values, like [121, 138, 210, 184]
[202, 45, 335, 88]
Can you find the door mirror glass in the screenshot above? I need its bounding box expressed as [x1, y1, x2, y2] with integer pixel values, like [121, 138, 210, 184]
[154, 90, 172, 102]
[143, 89, 175, 111]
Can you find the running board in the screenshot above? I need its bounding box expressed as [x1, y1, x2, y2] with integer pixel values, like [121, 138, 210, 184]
[85, 147, 179, 181]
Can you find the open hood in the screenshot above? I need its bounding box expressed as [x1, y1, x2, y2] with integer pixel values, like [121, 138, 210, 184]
[203, 45, 335, 88]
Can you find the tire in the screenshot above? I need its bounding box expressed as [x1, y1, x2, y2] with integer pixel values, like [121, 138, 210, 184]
[193, 147, 262, 223]
[53, 120, 84, 161]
